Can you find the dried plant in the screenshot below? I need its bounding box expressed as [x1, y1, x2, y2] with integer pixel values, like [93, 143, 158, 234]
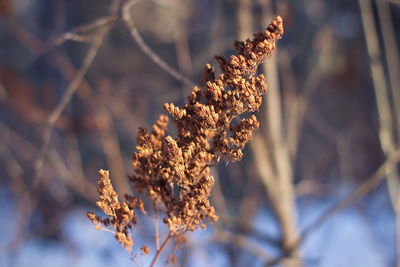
[87, 16, 284, 263]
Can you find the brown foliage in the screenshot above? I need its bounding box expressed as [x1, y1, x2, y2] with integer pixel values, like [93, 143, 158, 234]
[88, 16, 284, 254]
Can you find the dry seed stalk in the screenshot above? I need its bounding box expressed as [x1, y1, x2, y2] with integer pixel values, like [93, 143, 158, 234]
[87, 16, 284, 255]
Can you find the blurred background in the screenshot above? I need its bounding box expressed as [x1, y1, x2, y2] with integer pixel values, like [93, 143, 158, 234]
[1, 0, 400, 266]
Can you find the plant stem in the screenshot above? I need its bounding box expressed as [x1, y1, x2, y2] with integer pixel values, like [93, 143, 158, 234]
[150, 233, 172, 267]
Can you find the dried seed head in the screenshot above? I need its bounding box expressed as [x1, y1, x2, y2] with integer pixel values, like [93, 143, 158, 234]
[88, 16, 283, 255]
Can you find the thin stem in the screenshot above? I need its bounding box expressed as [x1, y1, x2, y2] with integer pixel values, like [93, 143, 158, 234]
[263, 148, 400, 266]
[155, 214, 160, 250]
[51, 15, 118, 49]
[32, 24, 112, 190]
[300, 148, 400, 241]
[122, 0, 196, 88]
[150, 233, 172, 267]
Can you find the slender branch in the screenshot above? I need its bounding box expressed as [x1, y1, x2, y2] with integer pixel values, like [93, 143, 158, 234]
[300, 148, 400, 240]
[359, 0, 400, 263]
[32, 25, 112, 189]
[150, 233, 172, 267]
[0, 80, 6, 101]
[258, 2, 299, 265]
[67, 15, 118, 34]
[51, 15, 118, 49]
[97, 106, 133, 196]
[211, 231, 272, 262]
[376, 0, 400, 136]
[155, 214, 160, 250]
[122, 0, 196, 88]
[388, 0, 400, 5]
[263, 148, 400, 266]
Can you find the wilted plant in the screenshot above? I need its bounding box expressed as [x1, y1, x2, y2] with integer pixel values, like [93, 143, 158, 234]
[87, 16, 284, 264]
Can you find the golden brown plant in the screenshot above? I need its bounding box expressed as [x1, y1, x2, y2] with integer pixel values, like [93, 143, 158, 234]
[88, 15, 283, 260]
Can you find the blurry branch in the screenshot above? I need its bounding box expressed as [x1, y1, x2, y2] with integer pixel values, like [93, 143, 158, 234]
[52, 15, 118, 48]
[376, 0, 400, 137]
[0, 80, 6, 101]
[0, 129, 28, 196]
[236, 0, 298, 260]
[211, 166, 281, 247]
[359, 0, 396, 163]
[174, 0, 192, 77]
[253, 3, 340, 265]
[53, 33, 95, 45]
[230, 218, 282, 247]
[210, 170, 231, 227]
[300, 148, 400, 240]
[305, 104, 338, 144]
[0, 121, 38, 154]
[257, 1, 300, 265]
[6, 11, 135, 198]
[47, 147, 98, 202]
[10, 0, 137, 199]
[68, 15, 117, 34]
[252, 135, 298, 253]
[359, 0, 400, 263]
[0, 113, 98, 246]
[279, 48, 305, 161]
[238, 177, 262, 236]
[211, 231, 272, 262]
[0, 124, 38, 253]
[192, 37, 235, 71]
[237, 0, 253, 41]
[3, 17, 44, 54]
[66, 135, 99, 198]
[337, 134, 353, 180]
[4, 17, 96, 101]
[211, 166, 281, 248]
[236, 0, 268, 235]
[96, 107, 132, 196]
[122, 0, 197, 88]
[264, 148, 400, 266]
[33, 24, 113, 189]
[284, 25, 335, 161]
[192, 0, 234, 71]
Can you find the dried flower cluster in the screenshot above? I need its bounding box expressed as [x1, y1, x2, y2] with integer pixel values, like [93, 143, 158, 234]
[88, 16, 283, 254]
[87, 169, 145, 252]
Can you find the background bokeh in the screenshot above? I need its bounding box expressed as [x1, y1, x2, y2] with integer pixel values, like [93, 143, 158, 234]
[1, 0, 400, 266]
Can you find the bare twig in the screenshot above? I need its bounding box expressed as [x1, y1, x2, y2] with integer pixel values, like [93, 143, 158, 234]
[155, 214, 160, 250]
[53, 33, 94, 45]
[264, 148, 400, 266]
[51, 15, 118, 49]
[376, 0, 400, 138]
[32, 24, 112, 189]
[376, 13, 400, 260]
[96, 107, 132, 196]
[211, 231, 272, 262]
[47, 147, 98, 202]
[4, 17, 95, 100]
[237, 0, 253, 40]
[122, 0, 196, 88]
[388, 0, 400, 5]
[174, 0, 192, 76]
[300, 148, 400, 240]
[256, 1, 300, 265]
[359, 0, 396, 154]
[359, 0, 400, 263]
[0, 80, 6, 101]
[150, 233, 172, 267]
[0, 132, 39, 255]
